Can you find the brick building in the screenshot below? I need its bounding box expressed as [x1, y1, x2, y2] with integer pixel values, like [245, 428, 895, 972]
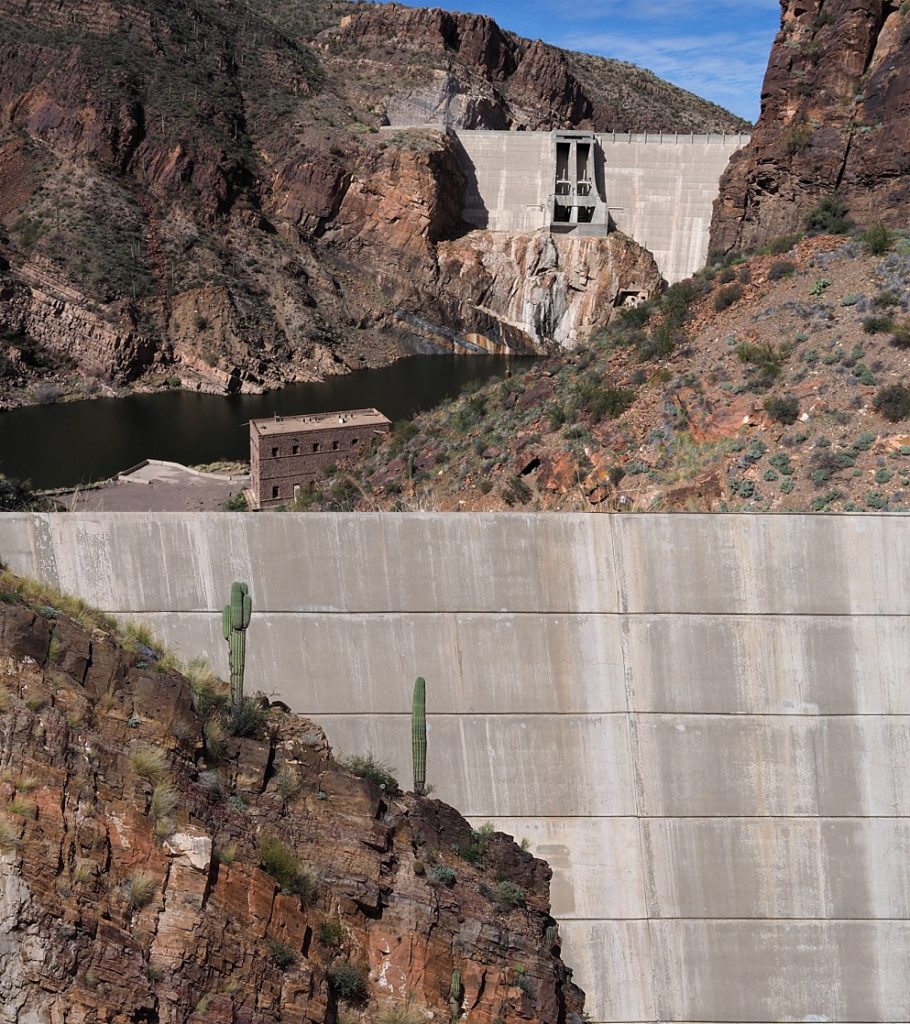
[249, 408, 391, 509]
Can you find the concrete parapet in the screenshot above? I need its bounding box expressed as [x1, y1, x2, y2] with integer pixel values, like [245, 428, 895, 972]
[1, 511, 909, 1023]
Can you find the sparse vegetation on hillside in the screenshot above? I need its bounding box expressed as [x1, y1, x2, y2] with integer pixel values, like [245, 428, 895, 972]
[291, 225, 910, 514]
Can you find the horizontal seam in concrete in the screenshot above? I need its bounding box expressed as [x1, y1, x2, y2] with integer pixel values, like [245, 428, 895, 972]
[112, 610, 910, 617]
[559, 916, 910, 922]
[311, 711, 910, 718]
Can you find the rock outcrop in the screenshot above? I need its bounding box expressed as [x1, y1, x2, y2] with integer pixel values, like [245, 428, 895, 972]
[0, 579, 583, 1023]
[0, 0, 738, 405]
[711, 0, 910, 253]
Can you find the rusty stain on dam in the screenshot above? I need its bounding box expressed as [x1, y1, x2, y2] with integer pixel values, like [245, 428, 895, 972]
[2, 511, 910, 1023]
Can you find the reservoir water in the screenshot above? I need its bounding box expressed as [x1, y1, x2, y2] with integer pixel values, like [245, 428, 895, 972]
[0, 355, 532, 490]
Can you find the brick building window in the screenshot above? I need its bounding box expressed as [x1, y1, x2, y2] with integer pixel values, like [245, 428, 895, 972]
[292, 444, 300, 455]
[332, 440, 340, 451]
[351, 437, 359, 446]
[271, 485, 279, 499]
[312, 442, 320, 453]
[271, 447, 279, 458]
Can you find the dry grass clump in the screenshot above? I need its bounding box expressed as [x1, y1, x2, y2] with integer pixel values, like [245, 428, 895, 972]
[150, 781, 179, 821]
[73, 860, 98, 885]
[0, 817, 20, 854]
[0, 571, 117, 633]
[129, 744, 168, 784]
[124, 870, 158, 909]
[274, 765, 302, 801]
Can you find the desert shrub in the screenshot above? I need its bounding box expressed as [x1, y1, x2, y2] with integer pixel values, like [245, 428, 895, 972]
[431, 864, 456, 887]
[121, 622, 163, 655]
[873, 290, 902, 308]
[129, 744, 168, 784]
[863, 315, 895, 334]
[260, 836, 317, 903]
[636, 321, 678, 361]
[340, 753, 399, 794]
[227, 697, 267, 738]
[150, 781, 178, 822]
[805, 195, 853, 235]
[203, 717, 227, 760]
[494, 880, 526, 909]
[738, 266, 753, 285]
[736, 341, 787, 387]
[124, 870, 158, 909]
[785, 123, 813, 154]
[502, 475, 533, 507]
[873, 384, 910, 421]
[618, 303, 653, 328]
[714, 283, 744, 311]
[327, 962, 368, 1002]
[318, 917, 344, 947]
[764, 394, 800, 424]
[379, 1005, 425, 1024]
[862, 222, 894, 255]
[267, 939, 296, 969]
[890, 321, 910, 349]
[768, 260, 796, 281]
[455, 822, 495, 865]
[718, 267, 736, 284]
[762, 233, 803, 255]
[274, 765, 302, 800]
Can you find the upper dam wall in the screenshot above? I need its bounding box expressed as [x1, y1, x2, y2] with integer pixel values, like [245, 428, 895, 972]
[2, 512, 910, 1024]
[451, 130, 750, 284]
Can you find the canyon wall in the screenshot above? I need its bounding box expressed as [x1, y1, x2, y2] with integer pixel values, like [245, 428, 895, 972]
[711, 0, 910, 253]
[3, 512, 910, 1023]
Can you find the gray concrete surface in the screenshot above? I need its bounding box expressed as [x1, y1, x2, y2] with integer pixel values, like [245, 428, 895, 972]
[1, 511, 909, 1023]
[453, 130, 750, 283]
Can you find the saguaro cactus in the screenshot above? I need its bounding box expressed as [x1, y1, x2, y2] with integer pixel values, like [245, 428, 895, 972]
[411, 676, 427, 795]
[222, 581, 252, 706]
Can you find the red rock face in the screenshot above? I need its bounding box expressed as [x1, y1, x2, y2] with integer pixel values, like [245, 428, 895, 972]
[0, 588, 584, 1023]
[711, 0, 910, 252]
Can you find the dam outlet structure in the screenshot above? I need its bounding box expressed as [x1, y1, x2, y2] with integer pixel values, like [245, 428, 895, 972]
[4, 512, 910, 1024]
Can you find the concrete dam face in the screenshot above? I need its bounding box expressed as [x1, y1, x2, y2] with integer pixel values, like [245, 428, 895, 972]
[450, 130, 750, 284]
[3, 512, 910, 1023]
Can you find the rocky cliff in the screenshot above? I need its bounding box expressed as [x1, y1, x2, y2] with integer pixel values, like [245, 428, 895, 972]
[711, 0, 910, 253]
[0, 573, 583, 1023]
[0, 0, 735, 405]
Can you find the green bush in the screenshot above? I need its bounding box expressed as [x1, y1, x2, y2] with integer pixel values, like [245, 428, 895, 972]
[340, 752, 399, 794]
[227, 697, 267, 738]
[890, 321, 910, 349]
[805, 195, 853, 235]
[862, 222, 894, 256]
[502, 475, 533, 507]
[260, 835, 317, 903]
[863, 315, 895, 334]
[785, 123, 813, 154]
[431, 864, 456, 887]
[267, 939, 297, 969]
[714, 283, 744, 311]
[764, 394, 800, 424]
[873, 384, 910, 422]
[736, 342, 787, 387]
[318, 917, 344, 947]
[455, 822, 495, 865]
[494, 880, 526, 909]
[327, 962, 368, 1002]
[768, 260, 796, 281]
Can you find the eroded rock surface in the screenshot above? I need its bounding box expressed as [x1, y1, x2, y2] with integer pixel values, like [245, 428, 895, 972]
[0, 590, 582, 1023]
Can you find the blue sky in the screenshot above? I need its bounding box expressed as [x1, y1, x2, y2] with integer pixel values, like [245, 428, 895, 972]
[378, 0, 780, 122]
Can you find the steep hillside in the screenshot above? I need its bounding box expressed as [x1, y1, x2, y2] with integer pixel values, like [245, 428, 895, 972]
[0, 0, 743, 409]
[301, 228, 910, 513]
[0, 569, 583, 1022]
[712, 0, 910, 253]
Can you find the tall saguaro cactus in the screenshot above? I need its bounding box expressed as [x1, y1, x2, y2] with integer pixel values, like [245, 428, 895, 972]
[411, 676, 427, 796]
[222, 581, 252, 706]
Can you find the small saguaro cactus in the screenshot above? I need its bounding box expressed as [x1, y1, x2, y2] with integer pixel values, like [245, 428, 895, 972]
[450, 968, 462, 1003]
[411, 676, 427, 796]
[222, 582, 252, 706]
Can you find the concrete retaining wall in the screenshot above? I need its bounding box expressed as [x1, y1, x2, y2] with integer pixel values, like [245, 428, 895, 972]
[2, 512, 909, 1023]
[453, 131, 750, 283]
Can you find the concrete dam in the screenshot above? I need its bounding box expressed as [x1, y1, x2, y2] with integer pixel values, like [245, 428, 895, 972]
[449, 129, 750, 284]
[3, 512, 910, 1023]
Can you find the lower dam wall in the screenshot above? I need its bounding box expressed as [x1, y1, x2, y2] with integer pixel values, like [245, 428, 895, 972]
[452, 131, 750, 284]
[2, 512, 910, 1023]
